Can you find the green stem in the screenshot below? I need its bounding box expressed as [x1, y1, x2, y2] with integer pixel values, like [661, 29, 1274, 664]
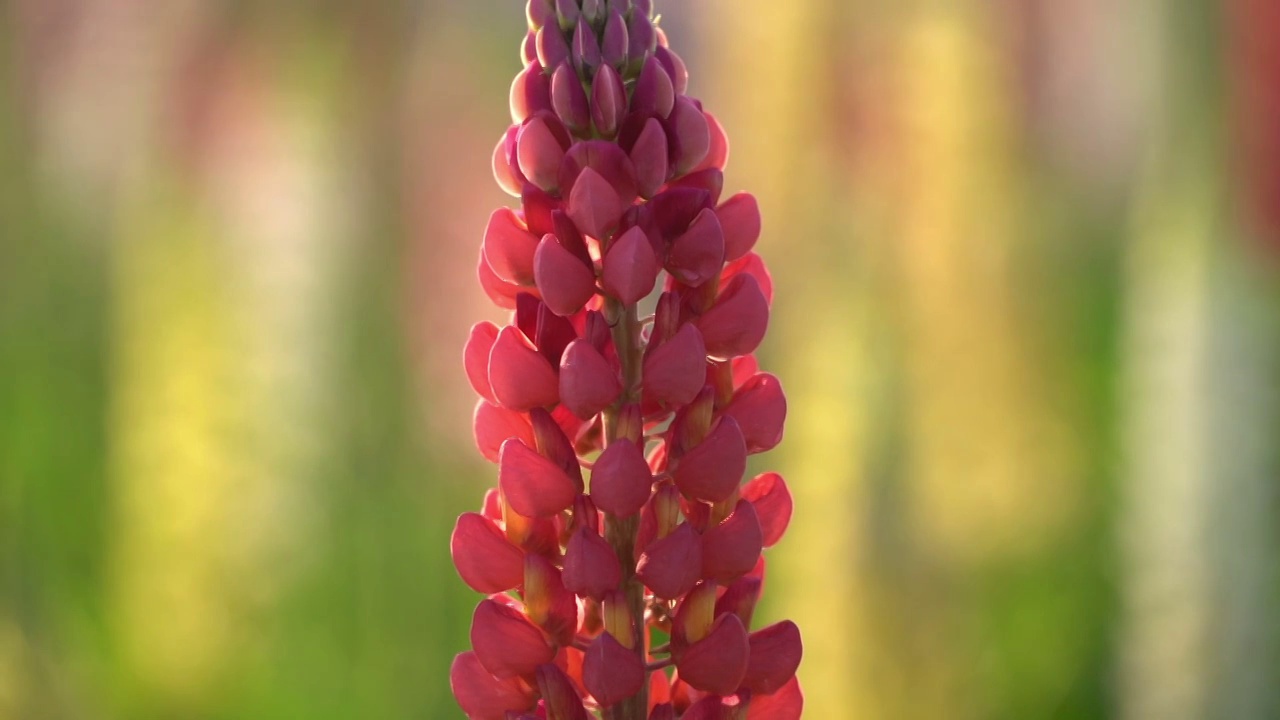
[602, 297, 647, 720]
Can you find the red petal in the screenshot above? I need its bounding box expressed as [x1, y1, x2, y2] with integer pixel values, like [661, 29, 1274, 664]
[489, 326, 560, 411]
[721, 252, 773, 306]
[473, 399, 535, 463]
[483, 208, 540, 286]
[560, 339, 621, 420]
[673, 416, 746, 503]
[524, 554, 580, 646]
[583, 632, 645, 706]
[537, 664, 590, 720]
[635, 523, 702, 599]
[451, 512, 526, 594]
[479, 248, 538, 309]
[665, 96, 710, 176]
[721, 373, 786, 454]
[642, 324, 707, 407]
[740, 472, 792, 548]
[518, 115, 567, 193]
[471, 599, 557, 679]
[499, 438, 579, 518]
[589, 440, 653, 517]
[562, 525, 622, 600]
[602, 225, 659, 305]
[714, 576, 762, 629]
[666, 208, 725, 288]
[567, 167, 625, 241]
[632, 56, 675, 119]
[701, 499, 763, 584]
[746, 676, 803, 720]
[464, 322, 500, 403]
[510, 62, 551, 124]
[590, 63, 626, 138]
[716, 193, 760, 263]
[693, 111, 730, 174]
[630, 118, 670, 199]
[695, 274, 769, 360]
[493, 127, 525, 198]
[675, 613, 749, 696]
[450, 651, 537, 720]
[534, 234, 597, 316]
[742, 621, 802, 695]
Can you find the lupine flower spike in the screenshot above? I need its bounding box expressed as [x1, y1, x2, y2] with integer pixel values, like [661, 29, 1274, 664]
[453, 2, 803, 718]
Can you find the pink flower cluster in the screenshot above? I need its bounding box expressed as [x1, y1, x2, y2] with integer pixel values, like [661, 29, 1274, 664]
[451, 2, 802, 718]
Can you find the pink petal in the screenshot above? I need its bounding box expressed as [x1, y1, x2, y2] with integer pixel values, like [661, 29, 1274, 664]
[695, 274, 769, 360]
[464, 322, 500, 403]
[471, 599, 557, 679]
[675, 614, 750, 696]
[567, 167, 624, 241]
[524, 554, 580, 646]
[518, 115, 568, 193]
[665, 96, 710, 176]
[714, 576, 762, 629]
[746, 676, 803, 720]
[536, 664, 590, 720]
[602, 225, 659, 304]
[450, 651, 537, 720]
[740, 472, 793, 548]
[562, 525, 622, 600]
[642, 324, 707, 407]
[666, 208, 725, 288]
[473, 399, 534, 463]
[499, 438, 578, 518]
[534, 234, 596, 316]
[589, 439, 653, 518]
[693, 111, 730, 174]
[635, 523, 702, 599]
[451, 512, 526, 594]
[590, 63, 626, 138]
[510, 62, 551, 124]
[722, 373, 786, 454]
[673, 416, 746, 503]
[489, 326, 560, 411]
[742, 621, 802, 695]
[559, 339, 621, 420]
[700, 499, 763, 584]
[478, 248, 538, 310]
[716, 193, 760, 262]
[583, 632, 645, 706]
[631, 56, 674, 119]
[550, 61, 588, 133]
[629, 118, 670, 199]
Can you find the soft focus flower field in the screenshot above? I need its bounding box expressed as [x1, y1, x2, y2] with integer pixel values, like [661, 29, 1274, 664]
[1, 1, 1277, 719]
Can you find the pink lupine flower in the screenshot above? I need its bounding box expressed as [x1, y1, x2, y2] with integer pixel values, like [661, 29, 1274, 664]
[449, 3, 803, 718]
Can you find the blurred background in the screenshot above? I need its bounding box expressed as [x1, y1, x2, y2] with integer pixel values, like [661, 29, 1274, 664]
[2, 0, 1278, 718]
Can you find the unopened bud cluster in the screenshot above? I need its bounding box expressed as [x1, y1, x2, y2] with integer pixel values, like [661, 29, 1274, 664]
[451, 2, 803, 718]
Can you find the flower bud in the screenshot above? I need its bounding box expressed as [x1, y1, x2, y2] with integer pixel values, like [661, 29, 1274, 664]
[522, 31, 539, 66]
[653, 482, 682, 539]
[600, 9, 629, 68]
[483, 208, 540, 286]
[701, 499, 763, 583]
[490, 326, 560, 411]
[667, 207, 725, 287]
[551, 62, 590, 134]
[563, 524, 622, 599]
[636, 522, 702, 599]
[742, 621, 803, 695]
[572, 17, 601, 75]
[527, 0, 554, 31]
[538, 23, 571, 70]
[555, 0, 579, 31]
[591, 63, 626, 138]
[630, 118, 670, 198]
[499, 438, 579, 518]
[655, 46, 688, 94]
[601, 590, 635, 648]
[559, 339, 621, 420]
[675, 613, 749, 695]
[534, 234, 596, 316]
[589, 438, 652, 517]
[581, 0, 604, 24]
[631, 56, 675, 119]
[451, 512, 526, 594]
[537, 664, 590, 720]
[695, 111, 730, 174]
[583, 632, 645, 706]
[671, 580, 718, 652]
[627, 11, 657, 68]
[602, 225, 659, 304]
[568, 168, 625, 241]
[518, 114, 569, 193]
[642, 324, 707, 407]
[665, 96, 711, 176]
[511, 63, 552, 124]
[450, 652, 537, 719]
[471, 599, 557, 679]
[741, 472, 793, 547]
[614, 403, 644, 443]
[473, 399, 535, 463]
[673, 416, 747, 503]
[695, 274, 770, 360]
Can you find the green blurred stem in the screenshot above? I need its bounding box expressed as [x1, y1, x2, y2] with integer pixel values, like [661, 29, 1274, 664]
[603, 298, 647, 720]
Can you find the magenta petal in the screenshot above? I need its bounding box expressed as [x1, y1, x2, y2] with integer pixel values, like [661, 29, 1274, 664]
[648, 704, 676, 720]
[559, 339, 621, 420]
[693, 111, 730, 174]
[667, 208, 725, 287]
[567, 167, 625, 240]
[471, 599, 557, 679]
[602, 226, 659, 304]
[600, 9, 629, 68]
[589, 439, 653, 517]
[675, 613, 750, 696]
[559, 140, 639, 204]
[695, 274, 770, 360]
[451, 512, 526, 594]
[747, 676, 803, 720]
[537, 24, 571, 71]
[464, 322, 500, 402]
[450, 651, 537, 720]
[632, 56, 675, 119]
[473, 399, 535, 463]
[701, 499, 763, 584]
[591, 63, 626, 138]
[479, 249, 538, 310]
[510, 63, 551, 124]
[742, 621, 803, 695]
[722, 372, 786, 453]
[555, 0, 578, 30]
[635, 523, 702, 599]
[493, 128, 526, 197]
[518, 115, 567, 193]
[572, 16, 601, 74]
[716, 193, 760, 262]
[721, 252, 774, 306]
[715, 576, 763, 629]
[627, 12, 657, 66]
[562, 525, 622, 599]
[740, 472, 793, 548]
[655, 46, 689, 95]
[529, 407, 585, 489]
[534, 234, 596, 316]
[551, 61, 589, 133]
[489, 325, 560, 411]
[642, 324, 707, 407]
[665, 96, 710, 176]
[483, 208, 539, 286]
[630, 118, 670, 199]
[583, 632, 645, 706]
[673, 416, 747, 503]
[499, 438, 578, 518]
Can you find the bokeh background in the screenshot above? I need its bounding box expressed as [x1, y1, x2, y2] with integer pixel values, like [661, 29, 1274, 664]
[2, 0, 1278, 718]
